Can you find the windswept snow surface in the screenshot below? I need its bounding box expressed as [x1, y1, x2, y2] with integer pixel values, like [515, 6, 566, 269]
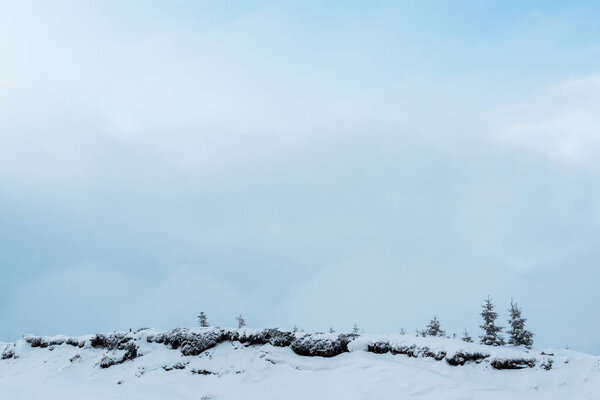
[1, 329, 599, 399]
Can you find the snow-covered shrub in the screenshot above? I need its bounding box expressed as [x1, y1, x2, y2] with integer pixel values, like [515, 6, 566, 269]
[540, 358, 553, 370]
[445, 352, 488, 366]
[1, 345, 15, 360]
[490, 358, 535, 370]
[191, 369, 217, 375]
[367, 342, 446, 360]
[291, 334, 351, 357]
[23, 335, 84, 349]
[89, 333, 139, 368]
[66, 338, 86, 348]
[24, 335, 79, 348]
[147, 328, 297, 356]
[24, 336, 44, 348]
[163, 362, 187, 371]
[147, 328, 232, 356]
[14, 327, 557, 373]
[90, 333, 133, 350]
[237, 328, 294, 347]
[99, 342, 138, 369]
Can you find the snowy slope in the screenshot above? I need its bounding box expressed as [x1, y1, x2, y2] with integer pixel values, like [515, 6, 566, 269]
[1, 328, 599, 399]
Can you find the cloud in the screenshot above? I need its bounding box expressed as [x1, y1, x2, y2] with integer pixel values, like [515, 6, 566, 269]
[2, 1, 600, 355]
[0, 2, 405, 184]
[494, 76, 600, 166]
[1, 264, 249, 336]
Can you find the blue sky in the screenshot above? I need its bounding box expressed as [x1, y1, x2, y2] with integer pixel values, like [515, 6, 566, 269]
[1, 1, 600, 353]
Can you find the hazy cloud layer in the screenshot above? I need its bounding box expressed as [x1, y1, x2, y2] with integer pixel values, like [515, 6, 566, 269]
[496, 76, 600, 165]
[1, 1, 600, 354]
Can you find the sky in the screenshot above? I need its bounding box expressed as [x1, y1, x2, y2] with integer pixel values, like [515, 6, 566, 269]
[1, 0, 600, 354]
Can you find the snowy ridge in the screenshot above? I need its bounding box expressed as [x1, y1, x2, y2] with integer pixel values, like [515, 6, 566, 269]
[1, 327, 562, 369]
[1, 328, 600, 399]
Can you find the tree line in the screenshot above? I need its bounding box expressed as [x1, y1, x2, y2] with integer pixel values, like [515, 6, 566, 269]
[416, 296, 534, 348]
[195, 296, 534, 348]
[197, 312, 246, 329]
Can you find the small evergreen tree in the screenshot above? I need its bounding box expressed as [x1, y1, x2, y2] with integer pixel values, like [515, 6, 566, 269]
[329, 327, 335, 334]
[479, 296, 504, 346]
[198, 312, 209, 327]
[425, 315, 446, 337]
[462, 328, 473, 343]
[236, 314, 246, 328]
[507, 299, 534, 348]
[399, 328, 407, 335]
[352, 322, 360, 335]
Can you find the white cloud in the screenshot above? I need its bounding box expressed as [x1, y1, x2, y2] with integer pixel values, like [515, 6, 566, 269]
[0, 3, 405, 184]
[494, 75, 600, 165]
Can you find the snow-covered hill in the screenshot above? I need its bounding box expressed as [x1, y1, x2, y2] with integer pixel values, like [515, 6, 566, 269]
[1, 327, 599, 399]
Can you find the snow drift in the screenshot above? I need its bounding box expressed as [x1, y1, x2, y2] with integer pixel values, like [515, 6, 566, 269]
[1, 327, 599, 399]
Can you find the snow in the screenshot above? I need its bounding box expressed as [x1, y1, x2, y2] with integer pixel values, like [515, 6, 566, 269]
[1, 329, 599, 399]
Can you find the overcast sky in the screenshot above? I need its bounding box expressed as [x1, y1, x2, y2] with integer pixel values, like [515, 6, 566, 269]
[1, 0, 600, 354]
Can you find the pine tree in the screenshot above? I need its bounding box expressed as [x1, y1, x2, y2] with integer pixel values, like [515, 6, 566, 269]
[507, 299, 534, 348]
[329, 327, 335, 334]
[462, 328, 473, 343]
[352, 322, 360, 335]
[236, 314, 246, 328]
[198, 312, 209, 327]
[399, 328, 407, 335]
[479, 296, 505, 346]
[425, 315, 446, 337]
